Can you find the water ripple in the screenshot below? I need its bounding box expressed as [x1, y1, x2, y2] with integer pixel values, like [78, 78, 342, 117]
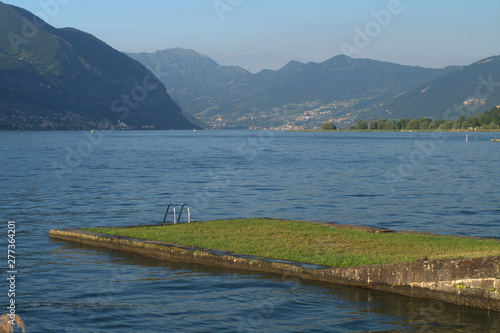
[1, 130, 499, 332]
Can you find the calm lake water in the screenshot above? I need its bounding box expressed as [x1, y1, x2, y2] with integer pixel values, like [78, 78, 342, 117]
[1, 130, 499, 332]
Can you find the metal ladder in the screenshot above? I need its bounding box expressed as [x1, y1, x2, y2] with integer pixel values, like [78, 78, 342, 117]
[163, 204, 191, 224]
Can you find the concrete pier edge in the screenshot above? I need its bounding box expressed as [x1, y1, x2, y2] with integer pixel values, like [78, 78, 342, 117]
[49, 223, 500, 311]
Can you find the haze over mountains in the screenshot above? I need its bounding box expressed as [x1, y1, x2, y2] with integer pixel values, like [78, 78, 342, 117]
[128, 48, 499, 129]
[1, 1, 498, 131]
[0, 2, 199, 130]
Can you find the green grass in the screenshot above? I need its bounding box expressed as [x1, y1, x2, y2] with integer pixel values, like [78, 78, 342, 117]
[83, 218, 500, 267]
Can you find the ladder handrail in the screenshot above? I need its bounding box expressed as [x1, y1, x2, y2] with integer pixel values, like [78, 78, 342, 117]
[162, 204, 191, 224]
[163, 204, 176, 224]
[177, 204, 191, 224]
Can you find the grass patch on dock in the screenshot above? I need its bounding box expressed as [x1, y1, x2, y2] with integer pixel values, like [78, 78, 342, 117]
[83, 218, 500, 267]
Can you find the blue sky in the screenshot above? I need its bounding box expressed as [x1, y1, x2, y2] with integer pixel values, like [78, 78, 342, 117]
[4, 0, 500, 73]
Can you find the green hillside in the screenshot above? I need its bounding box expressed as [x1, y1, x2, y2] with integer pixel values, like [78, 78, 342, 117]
[365, 56, 500, 121]
[0, 2, 199, 130]
[126, 48, 251, 127]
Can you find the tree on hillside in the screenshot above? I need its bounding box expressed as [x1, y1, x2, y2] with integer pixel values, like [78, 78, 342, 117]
[491, 107, 500, 126]
[396, 118, 410, 130]
[478, 111, 491, 126]
[419, 118, 431, 129]
[438, 121, 453, 130]
[321, 122, 337, 130]
[376, 119, 393, 130]
[357, 119, 368, 129]
[407, 119, 420, 130]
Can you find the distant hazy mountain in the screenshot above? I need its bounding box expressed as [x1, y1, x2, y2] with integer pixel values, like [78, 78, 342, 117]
[128, 48, 455, 129]
[125, 48, 252, 124]
[364, 56, 500, 120]
[0, 2, 199, 130]
[229, 55, 448, 109]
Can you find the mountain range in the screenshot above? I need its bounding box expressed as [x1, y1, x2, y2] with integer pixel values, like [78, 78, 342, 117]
[366, 56, 500, 121]
[128, 49, 500, 129]
[1, 1, 498, 131]
[0, 1, 199, 130]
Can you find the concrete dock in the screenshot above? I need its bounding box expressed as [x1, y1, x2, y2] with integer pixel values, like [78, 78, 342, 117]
[50, 225, 500, 311]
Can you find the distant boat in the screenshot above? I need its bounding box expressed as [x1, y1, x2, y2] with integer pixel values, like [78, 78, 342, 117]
[491, 137, 500, 142]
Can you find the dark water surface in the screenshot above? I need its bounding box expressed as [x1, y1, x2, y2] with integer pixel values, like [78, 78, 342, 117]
[1, 130, 499, 332]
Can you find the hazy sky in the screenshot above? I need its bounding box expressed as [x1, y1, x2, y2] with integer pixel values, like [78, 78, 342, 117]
[4, 0, 500, 73]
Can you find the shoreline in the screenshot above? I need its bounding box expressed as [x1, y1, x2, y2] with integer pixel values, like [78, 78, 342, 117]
[290, 129, 500, 133]
[2, 128, 500, 132]
[50, 219, 500, 311]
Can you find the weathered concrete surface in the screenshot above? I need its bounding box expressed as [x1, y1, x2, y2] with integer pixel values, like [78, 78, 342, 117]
[49, 228, 500, 311]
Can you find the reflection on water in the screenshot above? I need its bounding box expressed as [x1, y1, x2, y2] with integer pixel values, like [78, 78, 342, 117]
[33, 240, 499, 332]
